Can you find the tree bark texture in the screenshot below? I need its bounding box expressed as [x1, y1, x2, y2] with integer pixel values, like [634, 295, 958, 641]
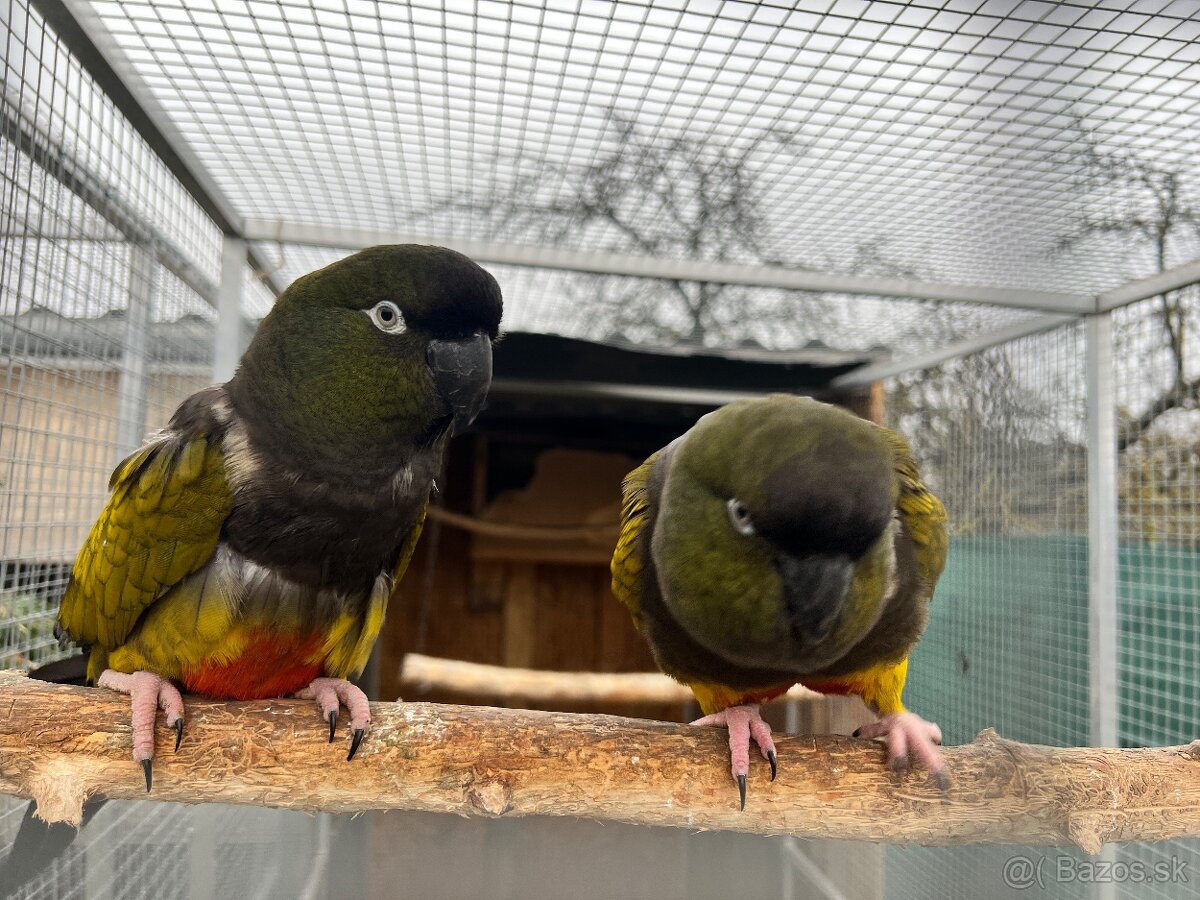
[1, 672, 1197, 853]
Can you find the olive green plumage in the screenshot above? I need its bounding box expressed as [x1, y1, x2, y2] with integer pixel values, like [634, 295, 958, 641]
[4, 248, 504, 899]
[56, 243, 503, 695]
[611, 394, 947, 716]
[233, 244, 494, 462]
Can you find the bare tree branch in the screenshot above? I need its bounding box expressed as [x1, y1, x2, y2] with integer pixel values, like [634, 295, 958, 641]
[1057, 126, 1200, 452]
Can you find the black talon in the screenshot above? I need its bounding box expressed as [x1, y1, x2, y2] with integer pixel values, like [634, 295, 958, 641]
[767, 750, 777, 782]
[328, 709, 338, 743]
[930, 769, 951, 792]
[890, 754, 910, 773]
[173, 719, 184, 753]
[347, 728, 366, 762]
[852, 728, 862, 738]
[736, 774, 747, 811]
[142, 759, 153, 793]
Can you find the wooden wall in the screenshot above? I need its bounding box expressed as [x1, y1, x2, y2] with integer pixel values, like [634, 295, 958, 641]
[379, 434, 684, 721]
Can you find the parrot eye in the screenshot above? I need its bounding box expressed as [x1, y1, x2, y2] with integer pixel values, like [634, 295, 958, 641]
[726, 498, 755, 536]
[366, 301, 406, 334]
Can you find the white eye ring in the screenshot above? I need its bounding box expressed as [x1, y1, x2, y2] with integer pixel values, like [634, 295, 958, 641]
[366, 301, 405, 334]
[727, 498, 755, 536]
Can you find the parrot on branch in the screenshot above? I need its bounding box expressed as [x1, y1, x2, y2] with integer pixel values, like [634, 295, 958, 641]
[610, 394, 948, 809]
[0, 244, 501, 892]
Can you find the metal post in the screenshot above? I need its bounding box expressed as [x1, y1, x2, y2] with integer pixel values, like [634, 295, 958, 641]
[1086, 312, 1119, 747]
[1085, 312, 1119, 900]
[114, 243, 154, 459]
[213, 235, 245, 382]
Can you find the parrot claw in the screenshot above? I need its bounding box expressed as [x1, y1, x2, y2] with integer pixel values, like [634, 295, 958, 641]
[95, 669, 186, 783]
[348, 728, 366, 762]
[855, 710, 946, 784]
[142, 759, 153, 793]
[691, 703, 777, 809]
[296, 677, 371, 760]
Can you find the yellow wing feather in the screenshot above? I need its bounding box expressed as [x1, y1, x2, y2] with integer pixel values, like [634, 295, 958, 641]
[882, 426, 948, 591]
[57, 434, 232, 658]
[610, 449, 661, 631]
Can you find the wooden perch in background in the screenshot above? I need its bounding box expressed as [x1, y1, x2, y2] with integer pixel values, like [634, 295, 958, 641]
[424, 505, 618, 544]
[1, 671, 1198, 853]
[399, 653, 817, 706]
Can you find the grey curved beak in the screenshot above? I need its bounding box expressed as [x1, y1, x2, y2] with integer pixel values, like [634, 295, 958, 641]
[426, 331, 493, 435]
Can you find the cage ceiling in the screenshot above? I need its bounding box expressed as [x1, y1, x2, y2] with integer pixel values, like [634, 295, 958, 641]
[10, 0, 1200, 366]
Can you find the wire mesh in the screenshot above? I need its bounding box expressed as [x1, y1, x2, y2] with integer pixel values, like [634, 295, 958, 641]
[1, 0, 223, 670]
[86, 0, 1200, 308]
[883, 301, 1200, 897]
[2, 5, 331, 897]
[248, 239, 1046, 355]
[5, 1, 1200, 898]
[883, 322, 1097, 900]
[1108, 293, 1200, 900]
[0, 796, 361, 900]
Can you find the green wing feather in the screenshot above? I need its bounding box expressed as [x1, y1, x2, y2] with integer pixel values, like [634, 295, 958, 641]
[58, 434, 232, 658]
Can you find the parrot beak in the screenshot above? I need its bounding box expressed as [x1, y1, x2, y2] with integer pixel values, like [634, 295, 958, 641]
[426, 331, 493, 436]
[776, 554, 850, 652]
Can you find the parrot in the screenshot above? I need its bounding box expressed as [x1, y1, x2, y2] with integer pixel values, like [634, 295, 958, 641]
[610, 394, 948, 809]
[0, 244, 501, 892]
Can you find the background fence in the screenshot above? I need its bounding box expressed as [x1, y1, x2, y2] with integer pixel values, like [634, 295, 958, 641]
[886, 315, 1199, 899]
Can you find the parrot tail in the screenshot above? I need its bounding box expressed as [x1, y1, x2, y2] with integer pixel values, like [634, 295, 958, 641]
[26, 653, 89, 684]
[0, 655, 105, 895]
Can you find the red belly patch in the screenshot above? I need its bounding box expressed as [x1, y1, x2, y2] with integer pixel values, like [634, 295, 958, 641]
[184, 629, 326, 700]
[800, 680, 854, 697]
[743, 685, 794, 705]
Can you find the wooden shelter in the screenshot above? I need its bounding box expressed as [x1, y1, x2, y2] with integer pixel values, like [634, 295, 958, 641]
[380, 331, 881, 724]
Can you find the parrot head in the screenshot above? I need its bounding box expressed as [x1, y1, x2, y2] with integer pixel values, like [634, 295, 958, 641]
[651, 394, 899, 674]
[229, 244, 502, 463]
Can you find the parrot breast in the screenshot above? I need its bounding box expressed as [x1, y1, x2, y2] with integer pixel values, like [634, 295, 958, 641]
[182, 628, 326, 700]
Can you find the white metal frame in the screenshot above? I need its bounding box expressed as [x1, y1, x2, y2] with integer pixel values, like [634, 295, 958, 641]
[24, 2, 1200, 791]
[1085, 314, 1120, 752]
[47, 0, 1200, 396]
[238, 219, 1097, 313]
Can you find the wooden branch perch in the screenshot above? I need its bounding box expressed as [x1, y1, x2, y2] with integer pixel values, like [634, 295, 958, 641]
[399, 653, 817, 705]
[425, 505, 618, 543]
[2, 671, 1198, 853]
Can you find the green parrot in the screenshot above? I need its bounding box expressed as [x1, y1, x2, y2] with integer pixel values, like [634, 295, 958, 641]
[0, 243, 501, 892]
[611, 394, 948, 808]
[39, 242, 501, 768]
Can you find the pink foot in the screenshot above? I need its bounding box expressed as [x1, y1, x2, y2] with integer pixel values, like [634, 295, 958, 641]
[691, 703, 777, 809]
[295, 677, 371, 760]
[96, 669, 185, 791]
[855, 711, 948, 788]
